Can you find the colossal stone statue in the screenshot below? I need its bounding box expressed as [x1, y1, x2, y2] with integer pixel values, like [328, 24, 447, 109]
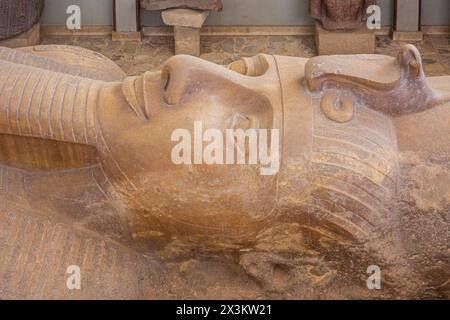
[309, 0, 376, 31]
[0, 0, 45, 40]
[0, 44, 448, 299]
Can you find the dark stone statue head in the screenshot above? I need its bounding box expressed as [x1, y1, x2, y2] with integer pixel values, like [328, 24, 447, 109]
[0, 0, 45, 40]
[309, 0, 377, 31]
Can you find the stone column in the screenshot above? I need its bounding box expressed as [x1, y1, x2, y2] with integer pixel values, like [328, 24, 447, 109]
[162, 9, 210, 56]
[393, 0, 422, 41]
[112, 0, 142, 41]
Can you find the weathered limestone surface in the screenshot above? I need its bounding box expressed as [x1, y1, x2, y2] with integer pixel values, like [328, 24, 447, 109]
[315, 22, 375, 55]
[141, 0, 222, 11]
[0, 44, 449, 299]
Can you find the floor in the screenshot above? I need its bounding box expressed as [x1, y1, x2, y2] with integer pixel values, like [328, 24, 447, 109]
[41, 34, 450, 77]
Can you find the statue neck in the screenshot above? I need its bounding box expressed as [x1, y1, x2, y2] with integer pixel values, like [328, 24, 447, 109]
[0, 60, 105, 145]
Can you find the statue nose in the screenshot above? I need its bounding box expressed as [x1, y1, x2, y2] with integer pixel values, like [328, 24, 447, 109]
[161, 54, 266, 106]
[161, 54, 215, 106]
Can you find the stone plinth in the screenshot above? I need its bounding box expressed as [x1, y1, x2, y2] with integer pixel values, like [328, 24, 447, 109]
[113, 0, 141, 42]
[162, 9, 210, 56]
[0, 23, 41, 48]
[112, 31, 142, 42]
[393, 31, 423, 41]
[393, 0, 422, 42]
[314, 22, 375, 55]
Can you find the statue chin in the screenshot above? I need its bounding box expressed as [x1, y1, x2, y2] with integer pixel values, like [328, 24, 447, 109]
[0, 43, 449, 299]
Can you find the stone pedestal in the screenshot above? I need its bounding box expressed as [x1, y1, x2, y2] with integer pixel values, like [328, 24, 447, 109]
[112, 31, 142, 41]
[113, 0, 142, 42]
[0, 23, 41, 48]
[314, 22, 375, 55]
[172, 27, 201, 56]
[393, 0, 422, 41]
[392, 31, 423, 41]
[162, 9, 210, 56]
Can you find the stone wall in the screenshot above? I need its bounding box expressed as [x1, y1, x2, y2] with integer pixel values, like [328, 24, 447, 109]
[39, 0, 449, 27]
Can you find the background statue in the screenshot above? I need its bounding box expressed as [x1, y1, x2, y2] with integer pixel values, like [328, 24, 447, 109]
[0, 44, 448, 299]
[309, 0, 376, 31]
[0, 0, 45, 40]
[141, 0, 223, 11]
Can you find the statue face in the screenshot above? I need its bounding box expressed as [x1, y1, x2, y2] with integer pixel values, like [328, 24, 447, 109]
[95, 50, 408, 239]
[97, 54, 284, 237]
[94, 45, 437, 241]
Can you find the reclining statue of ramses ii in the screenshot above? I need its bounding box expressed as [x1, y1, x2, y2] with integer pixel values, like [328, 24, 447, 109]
[0, 44, 448, 299]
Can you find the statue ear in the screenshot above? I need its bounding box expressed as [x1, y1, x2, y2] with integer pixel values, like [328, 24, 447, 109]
[397, 44, 424, 80]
